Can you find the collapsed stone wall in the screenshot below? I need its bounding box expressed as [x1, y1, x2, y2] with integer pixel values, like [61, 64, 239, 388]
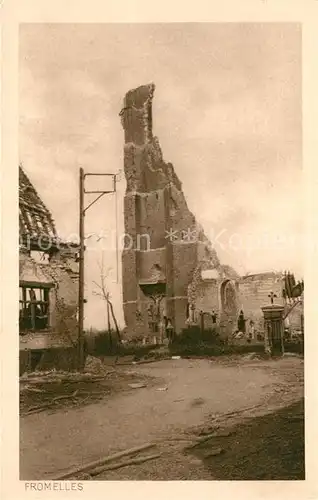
[121, 84, 229, 338]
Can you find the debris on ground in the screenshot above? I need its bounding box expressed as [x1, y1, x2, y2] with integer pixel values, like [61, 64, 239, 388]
[188, 457, 203, 466]
[184, 427, 235, 450]
[90, 453, 161, 476]
[134, 346, 171, 364]
[128, 382, 147, 389]
[52, 389, 79, 402]
[20, 367, 114, 386]
[197, 425, 219, 436]
[283, 352, 302, 358]
[197, 431, 231, 444]
[210, 430, 232, 438]
[75, 472, 92, 480]
[190, 397, 205, 407]
[242, 352, 261, 361]
[203, 447, 224, 457]
[20, 363, 153, 415]
[56, 443, 158, 480]
[25, 389, 81, 415]
[156, 386, 168, 391]
[84, 355, 112, 374]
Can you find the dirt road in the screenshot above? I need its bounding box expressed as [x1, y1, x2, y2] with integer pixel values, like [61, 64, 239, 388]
[20, 355, 304, 480]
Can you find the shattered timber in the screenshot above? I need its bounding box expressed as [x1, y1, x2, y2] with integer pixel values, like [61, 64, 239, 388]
[19, 84, 304, 481]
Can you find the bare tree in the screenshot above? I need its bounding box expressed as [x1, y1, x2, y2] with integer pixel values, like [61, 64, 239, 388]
[92, 254, 121, 347]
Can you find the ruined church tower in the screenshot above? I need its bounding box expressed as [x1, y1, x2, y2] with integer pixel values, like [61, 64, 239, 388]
[120, 84, 221, 338]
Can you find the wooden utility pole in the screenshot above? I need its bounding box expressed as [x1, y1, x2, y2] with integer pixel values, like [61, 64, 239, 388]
[78, 167, 85, 370]
[77, 168, 119, 370]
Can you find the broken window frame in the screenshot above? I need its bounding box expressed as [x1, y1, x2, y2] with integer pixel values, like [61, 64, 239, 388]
[19, 283, 53, 333]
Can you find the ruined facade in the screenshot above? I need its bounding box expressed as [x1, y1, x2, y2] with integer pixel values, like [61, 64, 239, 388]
[192, 270, 286, 335]
[120, 84, 303, 341]
[19, 166, 79, 372]
[120, 84, 236, 338]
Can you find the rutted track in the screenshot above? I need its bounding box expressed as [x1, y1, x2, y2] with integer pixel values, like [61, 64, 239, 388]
[20, 356, 304, 480]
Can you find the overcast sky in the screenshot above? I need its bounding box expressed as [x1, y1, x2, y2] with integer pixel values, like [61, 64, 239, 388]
[19, 23, 302, 329]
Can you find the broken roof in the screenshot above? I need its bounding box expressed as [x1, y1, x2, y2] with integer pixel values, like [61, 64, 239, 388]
[19, 165, 57, 246]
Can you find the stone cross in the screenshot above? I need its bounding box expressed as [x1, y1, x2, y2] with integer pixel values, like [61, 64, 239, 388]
[268, 292, 277, 305]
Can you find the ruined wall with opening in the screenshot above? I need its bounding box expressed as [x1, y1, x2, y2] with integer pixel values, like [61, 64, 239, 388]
[189, 271, 288, 337]
[19, 247, 79, 352]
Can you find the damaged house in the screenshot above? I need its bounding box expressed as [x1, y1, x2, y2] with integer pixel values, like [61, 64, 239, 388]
[19, 165, 79, 373]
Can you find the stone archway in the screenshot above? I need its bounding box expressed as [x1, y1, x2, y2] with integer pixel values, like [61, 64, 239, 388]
[220, 280, 238, 338]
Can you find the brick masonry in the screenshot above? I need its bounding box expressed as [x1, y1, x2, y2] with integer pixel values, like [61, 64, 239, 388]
[121, 84, 236, 338]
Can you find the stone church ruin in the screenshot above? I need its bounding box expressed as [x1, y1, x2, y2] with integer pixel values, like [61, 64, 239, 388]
[120, 84, 303, 341]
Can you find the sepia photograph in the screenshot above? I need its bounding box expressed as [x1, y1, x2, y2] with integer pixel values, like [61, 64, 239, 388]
[18, 23, 304, 482]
